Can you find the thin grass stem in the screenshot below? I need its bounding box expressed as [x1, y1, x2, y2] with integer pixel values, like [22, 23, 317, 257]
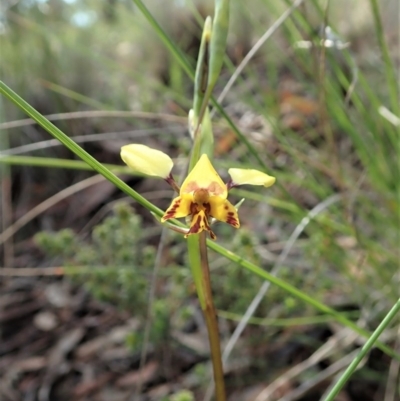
[323, 297, 400, 401]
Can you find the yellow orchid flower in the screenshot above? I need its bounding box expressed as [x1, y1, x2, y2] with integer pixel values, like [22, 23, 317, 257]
[161, 154, 240, 240]
[121, 145, 276, 240]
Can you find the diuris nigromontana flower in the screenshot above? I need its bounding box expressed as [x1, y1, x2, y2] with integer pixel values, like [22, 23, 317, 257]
[162, 154, 240, 240]
[121, 144, 276, 240]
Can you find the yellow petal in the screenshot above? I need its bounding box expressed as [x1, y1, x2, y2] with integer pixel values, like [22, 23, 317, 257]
[121, 144, 173, 178]
[181, 154, 227, 198]
[161, 195, 192, 222]
[209, 197, 240, 229]
[228, 168, 276, 188]
[186, 210, 217, 240]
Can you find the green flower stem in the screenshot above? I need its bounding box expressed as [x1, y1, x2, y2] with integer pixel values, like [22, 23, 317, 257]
[323, 297, 400, 401]
[187, 235, 206, 309]
[199, 231, 226, 401]
[187, 234, 226, 400]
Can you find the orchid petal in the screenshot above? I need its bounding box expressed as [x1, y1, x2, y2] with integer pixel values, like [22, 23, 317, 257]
[161, 194, 192, 222]
[121, 144, 173, 178]
[180, 154, 227, 198]
[186, 210, 217, 240]
[209, 197, 240, 229]
[228, 168, 276, 188]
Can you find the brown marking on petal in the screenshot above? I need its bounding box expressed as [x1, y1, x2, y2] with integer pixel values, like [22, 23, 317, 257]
[207, 181, 225, 195]
[189, 214, 203, 234]
[224, 205, 229, 210]
[203, 215, 211, 231]
[190, 202, 199, 215]
[162, 199, 182, 221]
[182, 181, 199, 194]
[193, 190, 212, 222]
[186, 211, 217, 239]
[202, 216, 216, 239]
[227, 211, 235, 217]
[200, 212, 217, 239]
[226, 216, 239, 227]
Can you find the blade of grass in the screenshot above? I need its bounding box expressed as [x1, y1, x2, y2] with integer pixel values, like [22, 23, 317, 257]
[0, 81, 161, 217]
[323, 297, 400, 401]
[217, 310, 360, 327]
[207, 238, 400, 362]
[0, 98, 13, 266]
[40, 80, 109, 110]
[0, 111, 186, 130]
[131, 0, 194, 79]
[0, 155, 138, 174]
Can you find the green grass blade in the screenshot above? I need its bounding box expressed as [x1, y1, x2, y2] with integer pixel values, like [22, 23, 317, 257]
[131, 0, 194, 79]
[0, 155, 137, 175]
[207, 239, 400, 362]
[0, 80, 160, 217]
[323, 297, 400, 401]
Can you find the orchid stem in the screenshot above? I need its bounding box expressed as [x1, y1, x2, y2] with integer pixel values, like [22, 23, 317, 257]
[199, 231, 226, 401]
